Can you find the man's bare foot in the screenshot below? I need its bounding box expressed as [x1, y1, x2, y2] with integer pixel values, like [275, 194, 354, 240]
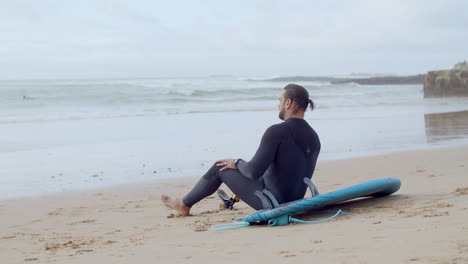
[161, 195, 191, 216]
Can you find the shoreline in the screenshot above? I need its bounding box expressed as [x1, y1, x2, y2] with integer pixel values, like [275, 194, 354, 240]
[1, 145, 467, 263]
[2, 142, 468, 202]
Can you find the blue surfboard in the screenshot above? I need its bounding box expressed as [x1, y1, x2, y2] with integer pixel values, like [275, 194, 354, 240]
[212, 178, 401, 230]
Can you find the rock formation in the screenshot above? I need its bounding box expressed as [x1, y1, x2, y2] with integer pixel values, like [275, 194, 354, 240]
[424, 62, 468, 97]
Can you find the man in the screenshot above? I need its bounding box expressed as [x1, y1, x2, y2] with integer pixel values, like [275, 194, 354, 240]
[162, 84, 321, 216]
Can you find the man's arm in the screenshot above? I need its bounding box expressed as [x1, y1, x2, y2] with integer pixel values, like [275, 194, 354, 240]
[235, 125, 283, 179]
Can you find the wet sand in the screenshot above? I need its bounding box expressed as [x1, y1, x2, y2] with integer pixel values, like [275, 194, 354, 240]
[425, 110, 468, 143]
[1, 145, 467, 263]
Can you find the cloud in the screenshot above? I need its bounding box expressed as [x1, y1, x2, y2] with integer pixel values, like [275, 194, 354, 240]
[0, 0, 467, 79]
[98, 0, 161, 26]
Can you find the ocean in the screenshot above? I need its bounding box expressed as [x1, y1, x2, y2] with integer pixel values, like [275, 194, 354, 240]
[1, 77, 468, 198]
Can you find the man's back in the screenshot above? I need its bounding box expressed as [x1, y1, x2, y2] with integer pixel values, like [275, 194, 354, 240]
[264, 118, 320, 203]
[237, 118, 321, 204]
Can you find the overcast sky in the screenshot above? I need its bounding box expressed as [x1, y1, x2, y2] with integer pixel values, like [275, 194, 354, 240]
[1, 0, 467, 79]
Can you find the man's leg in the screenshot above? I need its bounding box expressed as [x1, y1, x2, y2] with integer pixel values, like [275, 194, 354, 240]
[162, 162, 265, 215]
[183, 162, 265, 210]
[218, 169, 265, 210]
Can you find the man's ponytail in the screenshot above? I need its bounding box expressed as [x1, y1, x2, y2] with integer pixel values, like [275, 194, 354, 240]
[307, 98, 315, 111]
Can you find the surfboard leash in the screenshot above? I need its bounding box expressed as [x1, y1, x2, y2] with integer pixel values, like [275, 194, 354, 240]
[210, 210, 348, 231]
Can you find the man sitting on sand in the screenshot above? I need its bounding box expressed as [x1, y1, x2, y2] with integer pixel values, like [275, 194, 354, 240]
[162, 84, 321, 216]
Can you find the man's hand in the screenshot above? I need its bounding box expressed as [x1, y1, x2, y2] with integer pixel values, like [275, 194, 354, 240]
[216, 159, 238, 172]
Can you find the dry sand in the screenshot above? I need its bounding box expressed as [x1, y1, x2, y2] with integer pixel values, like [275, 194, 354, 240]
[1, 146, 467, 263]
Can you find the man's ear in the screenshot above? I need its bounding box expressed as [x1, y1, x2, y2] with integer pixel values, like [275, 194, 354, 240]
[286, 99, 292, 109]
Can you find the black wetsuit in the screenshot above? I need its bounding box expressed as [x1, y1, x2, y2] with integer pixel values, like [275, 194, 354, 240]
[182, 118, 321, 210]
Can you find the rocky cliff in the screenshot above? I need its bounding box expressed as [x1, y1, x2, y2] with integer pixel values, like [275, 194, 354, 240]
[424, 69, 468, 97]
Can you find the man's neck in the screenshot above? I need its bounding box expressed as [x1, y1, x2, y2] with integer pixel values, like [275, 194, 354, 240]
[284, 112, 304, 121]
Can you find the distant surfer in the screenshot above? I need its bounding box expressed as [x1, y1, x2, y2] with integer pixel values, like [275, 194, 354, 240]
[162, 84, 321, 216]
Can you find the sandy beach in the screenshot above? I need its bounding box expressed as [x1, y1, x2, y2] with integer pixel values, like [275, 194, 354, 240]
[2, 1, 468, 263]
[1, 145, 467, 264]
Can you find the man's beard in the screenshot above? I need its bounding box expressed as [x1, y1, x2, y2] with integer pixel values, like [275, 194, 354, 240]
[278, 106, 285, 120]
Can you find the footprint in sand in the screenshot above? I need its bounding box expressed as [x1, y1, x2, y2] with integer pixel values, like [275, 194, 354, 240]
[435, 203, 454, 208]
[75, 249, 93, 254]
[278, 250, 296, 258]
[48, 208, 64, 216]
[199, 209, 221, 215]
[104, 230, 121, 235]
[103, 240, 118, 245]
[453, 187, 468, 196]
[457, 242, 468, 253]
[45, 240, 95, 251]
[69, 219, 96, 225]
[399, 207, 449, 218]
[143, 226, 160, 232]
[423, 211, 449, 217]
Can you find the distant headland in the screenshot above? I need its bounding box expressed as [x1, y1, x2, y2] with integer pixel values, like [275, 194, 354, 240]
[255, 61, 468, 98]
[262, 75, 425, 85]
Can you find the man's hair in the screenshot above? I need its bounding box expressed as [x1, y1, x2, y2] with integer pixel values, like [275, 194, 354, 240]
[283, 84, 315, 112]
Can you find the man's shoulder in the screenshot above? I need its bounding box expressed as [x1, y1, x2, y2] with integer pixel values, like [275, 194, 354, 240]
[267, 121, 289, 130]
[264, 122, 289, 137]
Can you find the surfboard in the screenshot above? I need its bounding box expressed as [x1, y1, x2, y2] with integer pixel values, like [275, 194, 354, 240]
[240, 178, 401, 223]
